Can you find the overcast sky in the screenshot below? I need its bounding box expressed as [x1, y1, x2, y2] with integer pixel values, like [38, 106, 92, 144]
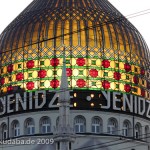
[0, 0, 150, 49]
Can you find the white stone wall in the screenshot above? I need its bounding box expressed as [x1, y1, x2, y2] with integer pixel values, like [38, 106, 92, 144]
[0, 110, 149, 150]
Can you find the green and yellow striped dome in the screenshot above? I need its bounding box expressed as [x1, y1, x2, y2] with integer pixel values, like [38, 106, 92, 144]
[0, 0, 149, 99]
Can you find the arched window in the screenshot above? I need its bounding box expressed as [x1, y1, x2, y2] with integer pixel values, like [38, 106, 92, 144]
[145, 126, 149, 141]
[12, 120, 20, 137]
[74, 116, 86, 133]
[135, 123, 142, 139]
[2, 123, 7, 139]
[40, 117, 51, 134]
[122, 120, 131, 137]
[107, 118, 118, 135]
[91, 117, 102, 133]
[25, 118, 35, 135]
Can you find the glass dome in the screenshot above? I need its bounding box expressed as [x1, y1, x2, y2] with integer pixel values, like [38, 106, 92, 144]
[0, 0, 150, 99]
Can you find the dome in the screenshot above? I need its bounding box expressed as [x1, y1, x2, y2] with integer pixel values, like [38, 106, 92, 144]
[0, 0, 150, 99]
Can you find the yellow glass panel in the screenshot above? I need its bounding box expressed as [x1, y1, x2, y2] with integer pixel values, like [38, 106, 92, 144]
[34, 60, 38, 68]
[26, 23, 34, 43]
[88, 21, 95, 47]
[137, 66, 140, 74]
[96, 59, 101, 66]
[128, 31, 136, 53]
[32, 23, 40, 42]
[56, 51, 61, 55]
[64, 20, 69, 47]
[116, 25, 124, 51]
[18, 28, 26, 48]
[57, 69, 62, 76]
[73, 69, 79, 76]
[59, 58, 63, 66]
[21, 83, 26, 89]
[131, 65, 134, 72]
[72, 79, 76, 87]
[110, 61, 115, 68]
[3, 87, 7, 93]
[32, 71, 38, 78]
[108, 71, 113, 78]
[48, 51, 52, 56]
[137, 88, 141, 95]
[109, 24, 117, 50]
[39, 22, 47, 41]
[47, 70, 53, 77]
[80, 20, 86, 47]
[120, 83, 124, 91]
[96, 25, 101, 48]
[72, 58, 76, 65]
[83, 69, 87, 76]
[12, 74, 16, 82]
[119, 62, 124, 70]
[98, 70, 103, 77]
[111, 82, 115, 90]
[24, 72, 28, 80]
[121, 73, 126, 80]
[103, 25, 110, 49]
[81, 51, 86, 56]
[72, 20, 78, 47]
[56, 21, 62, 47]
[44, 80, 50, 88]
[45, 59, 50, 67]
[34, 81, 38, 89]
[3, 66, 7, 73]
[5, 78, 8, 84]
[121, 27, 130, 53]
[12, 29, 20, 49]
[96, 81, 101, 88]
[47, 21, 54, 47]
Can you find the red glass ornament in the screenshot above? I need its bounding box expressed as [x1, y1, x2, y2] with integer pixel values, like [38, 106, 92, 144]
[16, 73, 24, 81]
[102, 60, 110, 68]
[66, 68, 72, 77]
[114, 72, 121, 80]
[89, 69, 98, 78]
[38, 70, 47, 78]
[7, 85, 13, 92]
[0, 78, 5, 85]
[50, 79, 59, 88]
[26, 82, 34, 90]
[102, 80, 110, 89]
[7, 64, 13, 73]
[77, 79, 86, 88]
[124, 84, 131, 92]
[76, 58, 85, 66]
[50, 58, 59, 66]
[27, 60, 34, 69]
[141, 69, 145, 75]
[141, 89, 145, 97]
[133, 76, 139, 84]
[124, 63, 131, 72]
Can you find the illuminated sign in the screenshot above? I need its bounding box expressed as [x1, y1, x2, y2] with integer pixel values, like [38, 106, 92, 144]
[0, 90, 149, 119]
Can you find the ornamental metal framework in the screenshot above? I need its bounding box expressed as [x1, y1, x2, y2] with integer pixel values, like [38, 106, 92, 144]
[0, 0, 150, 100]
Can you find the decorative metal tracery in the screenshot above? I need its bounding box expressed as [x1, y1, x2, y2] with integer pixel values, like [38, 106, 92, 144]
[0, 0, 149, 99]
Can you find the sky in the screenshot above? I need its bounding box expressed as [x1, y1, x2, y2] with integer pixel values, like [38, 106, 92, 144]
[0, 0, 150, 49]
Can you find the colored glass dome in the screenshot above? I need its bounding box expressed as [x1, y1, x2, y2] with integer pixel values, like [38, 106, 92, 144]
[0, 0, 150, 99]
